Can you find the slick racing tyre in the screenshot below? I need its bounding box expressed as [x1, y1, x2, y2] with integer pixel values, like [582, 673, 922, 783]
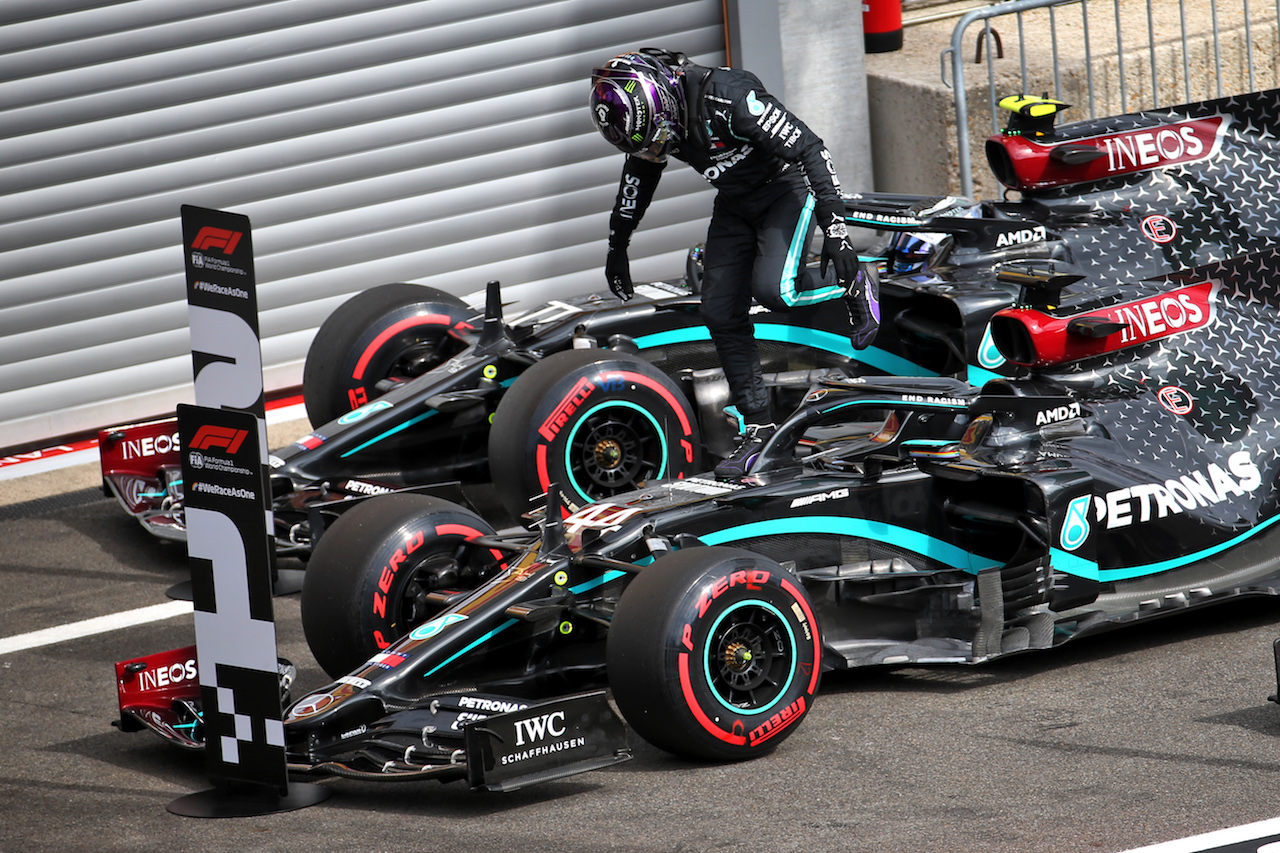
[487, 348, 701, 519]
[607, 547, 822, 761]
[300, 493, 504, 678]
[302, 283, 474, 428]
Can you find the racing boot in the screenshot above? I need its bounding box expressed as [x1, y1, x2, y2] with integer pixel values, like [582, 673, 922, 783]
[844, 263, 881, 350]
[714, 420, 776, 480]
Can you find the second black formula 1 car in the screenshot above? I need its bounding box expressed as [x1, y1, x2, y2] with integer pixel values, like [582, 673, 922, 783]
[99, 86, 1280, 558]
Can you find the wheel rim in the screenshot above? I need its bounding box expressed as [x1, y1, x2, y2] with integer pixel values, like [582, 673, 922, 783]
[564, 401, 667, 497]
[390, 545, 469, 631]
[361, 335, 452, 391]
[393, 341, 443, 378]
[703, 600, 797, 715]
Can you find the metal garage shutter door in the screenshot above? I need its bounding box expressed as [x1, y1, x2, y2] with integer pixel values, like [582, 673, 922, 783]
[0, 0, 725, 450]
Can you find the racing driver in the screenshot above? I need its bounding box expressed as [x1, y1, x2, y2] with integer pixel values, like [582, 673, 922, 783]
[589, 48, 877, 476]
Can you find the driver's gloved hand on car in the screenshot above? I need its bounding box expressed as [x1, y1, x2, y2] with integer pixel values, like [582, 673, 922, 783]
[817, 207, 879, 349]
[605, 244, 634, 301]
[819, 209, 860, 284]
[844, 263, 881, 350]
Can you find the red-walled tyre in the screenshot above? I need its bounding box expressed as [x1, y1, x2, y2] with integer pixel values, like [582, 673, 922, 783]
[607, 547, 822, 761]
[487, 349, 701, 519]
[300, 493, 504, 678]
[302, 283, 474, 427]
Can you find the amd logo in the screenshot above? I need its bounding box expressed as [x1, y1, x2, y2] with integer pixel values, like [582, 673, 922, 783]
[1035, 402, 1081, 426]
[996, 225, 1047, 248]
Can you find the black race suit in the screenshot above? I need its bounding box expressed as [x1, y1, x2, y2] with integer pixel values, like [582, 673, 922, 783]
[608, 63, 849, 420]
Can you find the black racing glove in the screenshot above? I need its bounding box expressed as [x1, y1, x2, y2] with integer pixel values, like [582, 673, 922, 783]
[605, 244, 634, 301]
[844, 263, 881, 350]
[818, 206, 859, 285]
[604, 156, 666, 302]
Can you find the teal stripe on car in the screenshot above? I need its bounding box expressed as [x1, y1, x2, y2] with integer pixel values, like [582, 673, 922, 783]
[700, 516, 1002, 573]
[1076, 512, 1280, 582]
[341, 377, 517, 457]
[701, 514, 1280, 584]
[341, 408, 439, 458]
[631, 324, 940, 377]
[423, 618, 519, 678]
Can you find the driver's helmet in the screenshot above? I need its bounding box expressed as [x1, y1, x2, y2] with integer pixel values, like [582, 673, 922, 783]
[590, 49, 686, 162]
[887, 232, 942, 274]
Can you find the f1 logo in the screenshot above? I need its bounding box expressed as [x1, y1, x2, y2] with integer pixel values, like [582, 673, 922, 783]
[191, 227, 243, 254]
[189, 424, 249, 454]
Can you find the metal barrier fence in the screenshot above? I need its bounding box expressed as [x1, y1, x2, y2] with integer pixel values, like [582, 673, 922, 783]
[938, 0, 1280, 196]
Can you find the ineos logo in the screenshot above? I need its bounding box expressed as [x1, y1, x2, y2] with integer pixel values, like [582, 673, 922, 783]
[136, 659, 197, 691]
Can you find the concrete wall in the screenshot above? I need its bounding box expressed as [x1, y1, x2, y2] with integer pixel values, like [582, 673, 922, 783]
[863, 0, 1280, 200]
[729, 0, 874, 193]
[778, 0, 875, 193]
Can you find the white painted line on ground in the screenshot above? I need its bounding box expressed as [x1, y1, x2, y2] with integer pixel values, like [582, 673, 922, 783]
[0, 600, 193, 655]
[1117, 815, 1280, 852]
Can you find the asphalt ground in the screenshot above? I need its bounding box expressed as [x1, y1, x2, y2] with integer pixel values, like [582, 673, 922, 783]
[5, 432, 1280, 853]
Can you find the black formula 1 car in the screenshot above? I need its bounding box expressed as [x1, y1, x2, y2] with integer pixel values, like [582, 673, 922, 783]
[98, 87, 1280, 557]
[118, 244, 1280, 786]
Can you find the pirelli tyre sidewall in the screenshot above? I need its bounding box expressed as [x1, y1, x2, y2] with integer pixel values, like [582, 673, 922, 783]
[607, 547, 822, 762]
[302, 283, 473, 428]
[300, 493, 501, 679]
[487, 348, 701, 519]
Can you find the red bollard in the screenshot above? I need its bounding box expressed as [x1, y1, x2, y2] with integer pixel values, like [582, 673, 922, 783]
[863, 0, 903, 53]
